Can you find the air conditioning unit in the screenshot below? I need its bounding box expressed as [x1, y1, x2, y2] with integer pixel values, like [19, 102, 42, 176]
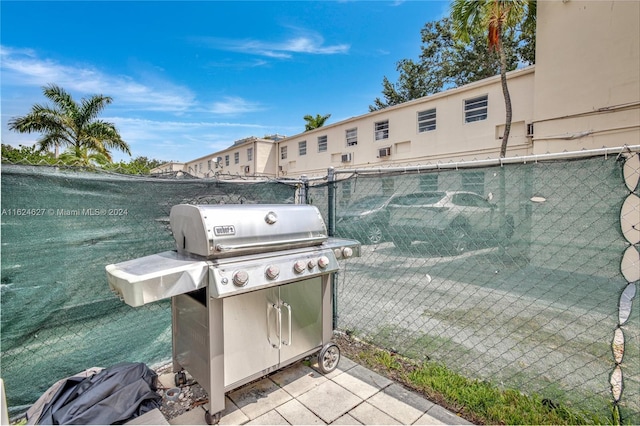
[341, 153, 352, 163]
[244, 166, 250, 173]
[378, 147, 391, 158]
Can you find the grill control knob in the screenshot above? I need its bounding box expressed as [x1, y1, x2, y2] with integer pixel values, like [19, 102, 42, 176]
[318, 256, 330, 269]
[293, 260, 307, 274]
[233, 271, 249, 287]
[307, 259, 317, 270]
[265, 212, 278, 224]
[342, 247, 354, 258]
[265, 265, 280, 280]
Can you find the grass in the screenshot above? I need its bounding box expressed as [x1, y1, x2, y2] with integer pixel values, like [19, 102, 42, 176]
[335, 332, 612, 425]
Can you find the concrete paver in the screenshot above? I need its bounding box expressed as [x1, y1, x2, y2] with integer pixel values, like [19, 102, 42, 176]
[275, 399, 325, 425]
[296, 380, 362, 423]
[368, 384, 431, 424]
[270, 363, 328, 398]
[349, 401, 402, 425]
[227, 378, 292, 420]
[168, 356, 472, 425]
[331, 364, 393, 399]
[330, 413, 362, 425]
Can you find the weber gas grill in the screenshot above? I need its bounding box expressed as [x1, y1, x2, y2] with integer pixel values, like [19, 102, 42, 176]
[106, 204, 359, 424]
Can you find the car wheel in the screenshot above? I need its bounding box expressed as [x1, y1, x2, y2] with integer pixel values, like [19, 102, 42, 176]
[448, 224, 469, 254]
[366, 224, 384, 244]
[503, 216, 515, 239]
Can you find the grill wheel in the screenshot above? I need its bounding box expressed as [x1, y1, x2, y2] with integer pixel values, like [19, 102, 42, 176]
[318, 343, 341, 374]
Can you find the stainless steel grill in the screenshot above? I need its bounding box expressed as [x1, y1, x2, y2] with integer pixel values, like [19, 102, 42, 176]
[105, 204, 359, 424]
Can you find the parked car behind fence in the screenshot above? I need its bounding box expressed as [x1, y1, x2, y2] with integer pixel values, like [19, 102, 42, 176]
[387, 191, 514, 252]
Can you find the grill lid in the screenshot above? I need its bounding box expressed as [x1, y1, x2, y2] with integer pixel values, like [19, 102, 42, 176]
[170, 204, 328, 258]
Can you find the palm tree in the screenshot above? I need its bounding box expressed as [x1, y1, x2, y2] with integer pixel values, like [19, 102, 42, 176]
[59, 146, 111, 167]
[303, 114, 331, 131]
[450, 0, 535, 157]
[8, 84, 131, 165]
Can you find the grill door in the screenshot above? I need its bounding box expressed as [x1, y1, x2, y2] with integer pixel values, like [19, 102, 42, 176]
[223, 287, 279, 387]
[221, 277, 324, 387]
[279, 277, 323, 362]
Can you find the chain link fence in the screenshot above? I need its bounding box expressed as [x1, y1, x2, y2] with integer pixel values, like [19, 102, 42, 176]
[0, 164, 298, 416]
[308, 149, 639, 423]
[1, 148, 638, 423]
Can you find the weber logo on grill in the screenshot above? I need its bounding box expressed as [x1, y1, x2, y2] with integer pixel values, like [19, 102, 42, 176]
[214, 225, 236, 236]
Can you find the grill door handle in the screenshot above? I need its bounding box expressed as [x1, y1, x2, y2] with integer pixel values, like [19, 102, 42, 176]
[215, 236, 327, 253]
[282, 302, 292, 346]
[267, 303, 282, 349]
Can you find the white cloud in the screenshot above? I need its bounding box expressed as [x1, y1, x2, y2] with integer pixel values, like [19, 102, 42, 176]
[0, 45, 195, 113]
[196, 31, 350, 58]
[209, 97, 264, 115]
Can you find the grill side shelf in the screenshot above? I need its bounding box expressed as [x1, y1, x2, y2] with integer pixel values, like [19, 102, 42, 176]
[105, 251, 209, 307]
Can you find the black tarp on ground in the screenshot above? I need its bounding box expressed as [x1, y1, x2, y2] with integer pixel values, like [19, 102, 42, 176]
[27, 362, 160, 425]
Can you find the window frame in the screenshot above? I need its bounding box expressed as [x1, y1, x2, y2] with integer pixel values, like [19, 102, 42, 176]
[346, 128, 358, 146]
[317, 135, 328, 153]
[464, 95, 488, 123]
[247, 147, 253, 161]
[280, 145, 287, 160]
[374, 120, 389, 141]
[298, 140, 307, 156]
[417, 108, 437, 132]
[234, 152, 239, 164]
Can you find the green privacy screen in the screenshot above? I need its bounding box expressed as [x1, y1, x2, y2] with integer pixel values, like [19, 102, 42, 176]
[309, 154, 639, 424]
[1, 151, 639, 424]
[0, 165, 296, 414]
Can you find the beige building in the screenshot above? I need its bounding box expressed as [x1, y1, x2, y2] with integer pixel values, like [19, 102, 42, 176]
[153, 1, 639, 179]
[172, 135, 285, 179]
[151, 161, 185, 175]
[532, 0, 639, 154]
[279, 67, 535, 178]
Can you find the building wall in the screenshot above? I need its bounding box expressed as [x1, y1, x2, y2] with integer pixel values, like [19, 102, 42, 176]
[532, 0, 640, 154]
[278, 67, 535, 178]
[150, 162, 185, 174]
[183, 138, 277, 178]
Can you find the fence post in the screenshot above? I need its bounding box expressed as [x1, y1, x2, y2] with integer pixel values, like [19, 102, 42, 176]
[298, 175, 309, 204]
[327, 167, 336, 237]
[327, 167, 339, 329]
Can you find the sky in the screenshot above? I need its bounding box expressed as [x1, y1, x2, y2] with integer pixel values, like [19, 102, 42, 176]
[1, 1, 450, 163]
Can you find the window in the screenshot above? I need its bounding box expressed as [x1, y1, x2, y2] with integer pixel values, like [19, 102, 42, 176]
[464, 95, 488, 123]
[299, 141, 307, 156]
[346, 128, 358, 146]
[462, 172, 485, 194]
[280, 146, 287, 160]
[207, 160, 212, 170]
[374, 120, 389, 140]
[247, 147, 253, 161]
[382, 178, 395, 195]
[234, 152, 239, 164]
[418, 108, 436, 132]
[225, 155, 229, 166]
[317, 135, 327, 152]
[419, 174, 439, 192]
[453, 193, 492, 208]
[341, 180, 352, 204]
